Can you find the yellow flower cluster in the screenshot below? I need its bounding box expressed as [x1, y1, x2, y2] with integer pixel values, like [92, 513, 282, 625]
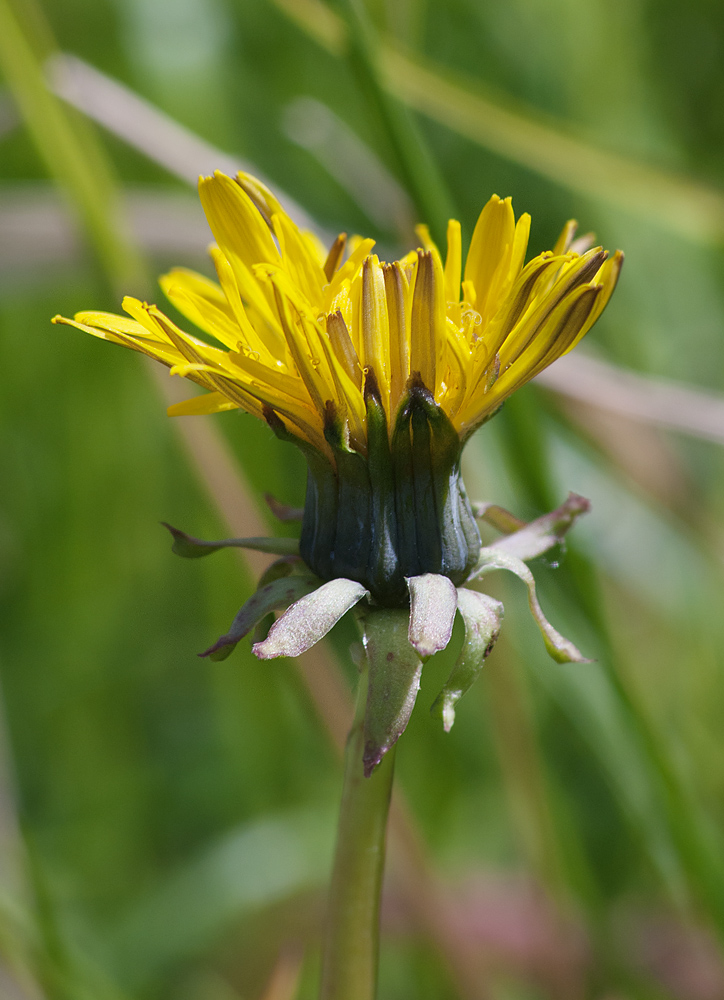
[54, 171, 622, 457]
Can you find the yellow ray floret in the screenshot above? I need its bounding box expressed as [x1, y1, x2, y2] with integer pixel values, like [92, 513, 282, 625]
[53, 170, 622, 456]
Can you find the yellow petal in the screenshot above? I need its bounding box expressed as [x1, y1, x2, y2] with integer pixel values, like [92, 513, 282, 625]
[72, 311, 165, 342]
[472, 253, 561, 373]
[383, 261, 410, 411]
[326, 310, 362, 389]
[199, 171, 280, 271]
[121, 300, 250, 407]
[167, 391, 241, 417]
[563, 250, 623, 354]
[414, 223, 440, 259]
[208, 247, 287, 363]
[301, 229, 328, 268]
[169, 362, 218, 377]
[359, 255, 390, 408]
[269, 279, 332, 420]
[410, 249, 446, 395]
[552, 219, 578, 256]
[439, 316, 469, 418]
[494, 248, 606, 372]
[464, 194, 515, 322]
[486, 284, 602, 408]
[326, 237, 376, 304]
[122, 298, 213, 358]
[234, 172, 283, 224]
[323, 233, 347, 282]
[508, 213, 531, 282]
[444, 219, 462, 305]
[53, 312, 148, 348]
[272, 210, 328, 306]
[160, 269, 242, 351]
[312, 317, 366, 449]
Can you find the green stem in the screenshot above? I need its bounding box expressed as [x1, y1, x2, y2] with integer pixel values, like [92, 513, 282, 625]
[320, 660, 396, 1000]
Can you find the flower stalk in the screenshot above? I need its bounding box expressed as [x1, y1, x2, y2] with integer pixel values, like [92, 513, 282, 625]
[320, 653, 396, 1000]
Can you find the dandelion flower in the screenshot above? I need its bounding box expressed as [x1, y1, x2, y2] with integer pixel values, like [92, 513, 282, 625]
[54, 171, 621, 769]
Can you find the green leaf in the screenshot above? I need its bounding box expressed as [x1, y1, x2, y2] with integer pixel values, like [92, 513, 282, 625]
[362, 607, 423, 776]
[431, 588, 504, 732]
[488, 493, 590, 562]
[253, 578, 368, 659]
[162, 522, 300, 558]
[406, 573, 457, 659]
[200, 575, 320, 660]
[471, 549, 591, 664]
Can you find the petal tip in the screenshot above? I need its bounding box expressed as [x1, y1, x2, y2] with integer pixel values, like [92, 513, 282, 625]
[406, 573, 458, 659]
[251, 639, 278, 659]
[430, 693, 456, 733]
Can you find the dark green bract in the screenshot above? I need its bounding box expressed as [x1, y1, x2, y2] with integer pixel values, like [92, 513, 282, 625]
[269, 373, 481, 607]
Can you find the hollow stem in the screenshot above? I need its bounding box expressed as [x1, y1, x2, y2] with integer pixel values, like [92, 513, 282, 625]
[320, 658, 396, 1000]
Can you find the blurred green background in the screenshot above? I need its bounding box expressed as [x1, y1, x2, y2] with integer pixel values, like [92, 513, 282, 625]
[2, 0, 724, 997]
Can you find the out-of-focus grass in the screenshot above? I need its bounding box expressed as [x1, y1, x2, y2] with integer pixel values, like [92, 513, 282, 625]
[2, 0, 724, 997]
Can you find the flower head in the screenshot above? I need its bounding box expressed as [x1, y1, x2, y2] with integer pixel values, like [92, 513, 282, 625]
[54, 172, 621, 771]
[54, 171, 621, 604]
[55, 171, 620, 445]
